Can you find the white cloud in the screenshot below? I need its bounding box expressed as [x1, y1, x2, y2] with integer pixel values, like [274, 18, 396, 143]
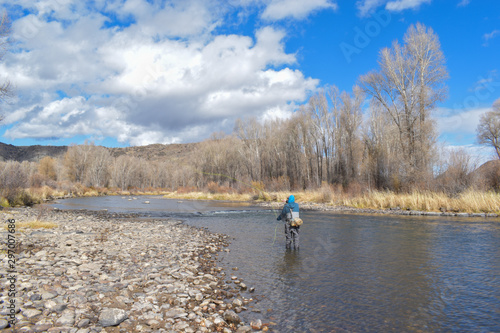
[441, 144, 492, 167]
[356, 0, 386, 17]
[435, 107, 488, 136]
[483, 29, 500, 46]
[434, 106, 499, 164]
[356, 0, 430, 16]
[385, 0, 431, 12]
[457, 0, 470, 7]
[1, 1, 319, 146]
[259, 105, 294, 122]
[261, 0, 337, 20]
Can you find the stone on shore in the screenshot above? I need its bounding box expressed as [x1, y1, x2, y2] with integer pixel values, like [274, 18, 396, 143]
[99, 308, 128, 327]
[223, 310, 241, 324]
[0, 319, 9, 329]
[22, 308, 42, 319]
[0, 207, 250, 332]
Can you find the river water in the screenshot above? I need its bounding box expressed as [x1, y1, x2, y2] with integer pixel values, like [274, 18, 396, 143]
[51, 196, 500, 332]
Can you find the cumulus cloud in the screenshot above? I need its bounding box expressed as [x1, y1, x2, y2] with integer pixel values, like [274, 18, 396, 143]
[434, 107, 487, 136]
[0, 0, 320, 145]
[261, 0, 337, 20]
[433, 106, 496, 163]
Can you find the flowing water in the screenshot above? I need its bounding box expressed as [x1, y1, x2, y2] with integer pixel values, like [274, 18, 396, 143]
[51, 196, 500, 332]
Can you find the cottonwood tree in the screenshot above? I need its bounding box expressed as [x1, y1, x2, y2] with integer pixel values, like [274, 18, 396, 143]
[307, 89, 334, 184]
[85, 146, 111, 187]
[362, 102, 400, 190]
[64, 143, 95, 183]
[360, 23, 447, 182]
[38, 156, 57, 181]
[234, 118, 263, 181]
[110, 155, 138, 191]
[338, 86, 364, 186]
[477, 98, 500, 159]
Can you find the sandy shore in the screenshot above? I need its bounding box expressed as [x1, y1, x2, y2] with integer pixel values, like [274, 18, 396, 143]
[0, 208, 259, 333]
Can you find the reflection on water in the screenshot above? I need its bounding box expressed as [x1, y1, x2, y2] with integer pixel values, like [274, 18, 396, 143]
[52, 197, 500, 332]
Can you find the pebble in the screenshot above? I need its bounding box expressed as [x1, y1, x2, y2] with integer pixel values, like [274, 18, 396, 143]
[22, 308, 42, 319]
[223, 310, 241, 324]
[250, 319, 263, 330]
[0, 320, 9, 329]
[0, 208, 252, 332]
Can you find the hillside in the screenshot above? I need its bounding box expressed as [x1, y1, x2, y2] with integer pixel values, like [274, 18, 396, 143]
[107, 143, 199, 161]
[0, 141, 199, 163]
[0, 142, 67, 162]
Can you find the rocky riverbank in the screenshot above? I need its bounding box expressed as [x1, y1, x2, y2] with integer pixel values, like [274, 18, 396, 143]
[0, 208, 259, 332]
[258, 201, 500, 218]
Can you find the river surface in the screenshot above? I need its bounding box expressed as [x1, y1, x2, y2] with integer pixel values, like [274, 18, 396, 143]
[51, 196, 500, 332]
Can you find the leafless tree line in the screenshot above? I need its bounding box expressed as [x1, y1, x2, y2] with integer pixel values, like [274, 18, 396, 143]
[0, 23, 499, 203]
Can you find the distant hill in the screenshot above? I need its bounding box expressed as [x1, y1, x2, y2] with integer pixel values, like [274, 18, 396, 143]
[0, 142, 67, 162]
[0, 142, 199, 163]
[471, 159, 500, 189]
[472, 159, 500, 175]
[107, 143, 199, 161]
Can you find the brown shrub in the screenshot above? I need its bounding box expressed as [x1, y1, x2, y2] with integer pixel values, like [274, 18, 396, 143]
[177, 186, 198, 194]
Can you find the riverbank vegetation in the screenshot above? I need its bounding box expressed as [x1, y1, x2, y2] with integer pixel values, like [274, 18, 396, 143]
[1, 24, 499, 214]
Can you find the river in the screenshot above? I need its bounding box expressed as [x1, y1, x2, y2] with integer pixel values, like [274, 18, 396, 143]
[51, 196, 500, 332]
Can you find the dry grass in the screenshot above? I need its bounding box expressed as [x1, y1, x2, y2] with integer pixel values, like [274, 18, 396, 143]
[17, 184, 500, 214]
[25, 186, 67, 201]
[2, 220, 58, 230]
[344, 190, 500, 213]
[163, 188, 500, 214]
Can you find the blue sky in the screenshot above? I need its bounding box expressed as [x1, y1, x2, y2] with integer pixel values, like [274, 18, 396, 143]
[0, 0, 498, 160]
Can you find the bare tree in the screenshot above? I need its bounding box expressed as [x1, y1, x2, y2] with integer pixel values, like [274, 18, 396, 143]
[360, 23, 448, 181]
[234, 118, 263, 181]
[477, 98, 500, 159]
[338, 86, 364, 185]
[110, 155, 138, 191]
[64, 143, 94, 183]
[85, 146, 111, 187]
[38, 157, 57, 181]
[436, 148, 477, 194]
[362, 102, 400, 190]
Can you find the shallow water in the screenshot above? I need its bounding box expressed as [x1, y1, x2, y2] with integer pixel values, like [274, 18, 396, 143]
[52, 196, 500, 332]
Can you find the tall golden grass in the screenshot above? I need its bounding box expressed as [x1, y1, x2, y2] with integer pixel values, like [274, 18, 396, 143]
[163, 189, 500, 214]
[343, 190, 500, 213]
[5, 184, 499, 214]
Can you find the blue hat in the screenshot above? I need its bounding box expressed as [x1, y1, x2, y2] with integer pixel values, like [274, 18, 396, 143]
[288, 195, 295, 203]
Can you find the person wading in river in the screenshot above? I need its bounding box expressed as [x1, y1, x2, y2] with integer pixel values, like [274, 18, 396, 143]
[277, 195, 300, 249]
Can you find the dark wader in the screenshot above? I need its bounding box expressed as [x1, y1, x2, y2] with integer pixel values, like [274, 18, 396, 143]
[285, 219, 300, 249]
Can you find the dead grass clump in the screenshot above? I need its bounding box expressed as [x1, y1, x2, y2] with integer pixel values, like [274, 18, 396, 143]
[18, 221, 58, 229]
